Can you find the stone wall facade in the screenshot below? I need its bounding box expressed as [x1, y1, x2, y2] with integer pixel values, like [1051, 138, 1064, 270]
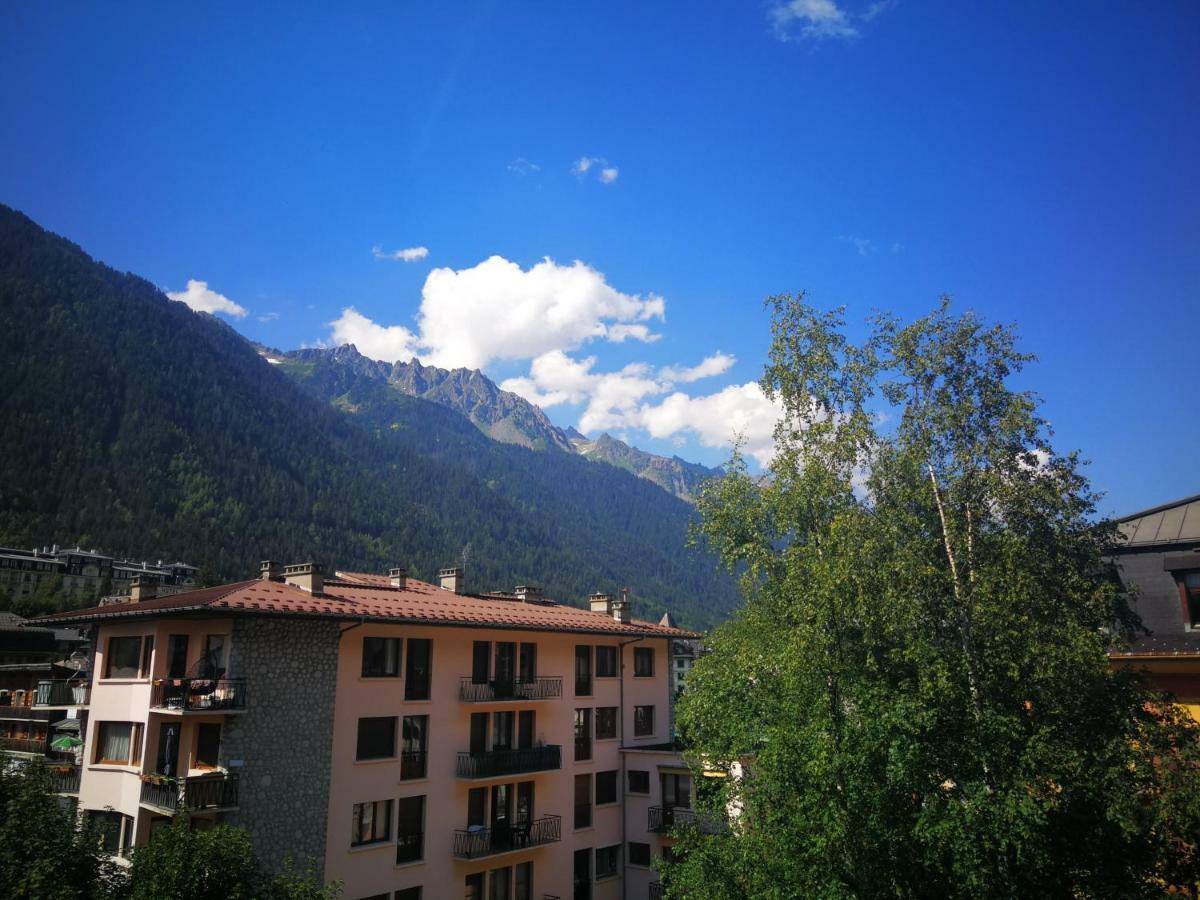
[223, 616, 341, 877]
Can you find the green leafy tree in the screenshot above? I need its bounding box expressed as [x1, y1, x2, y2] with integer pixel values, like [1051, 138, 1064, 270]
[127, 814, 260, 900]
[0, 758, 126, 899]
[666, 297, 1200, 899]
[266, 859, 342, 900]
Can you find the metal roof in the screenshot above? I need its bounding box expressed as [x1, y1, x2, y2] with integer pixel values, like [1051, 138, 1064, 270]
[1115, 493, 1200, 548]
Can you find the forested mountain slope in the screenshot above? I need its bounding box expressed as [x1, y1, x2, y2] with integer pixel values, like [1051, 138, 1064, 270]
[0, 204, 736, 628]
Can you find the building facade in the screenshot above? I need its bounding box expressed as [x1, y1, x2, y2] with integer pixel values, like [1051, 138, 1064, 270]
[1109, 493, 1200, 720]
[0, 544, 198, 604]
[40, 562, 703, 899]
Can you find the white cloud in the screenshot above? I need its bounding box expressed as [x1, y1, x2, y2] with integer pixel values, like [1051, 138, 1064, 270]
[166, 279, 248, 318]
[769, 0, 893, 41]
[507, 157, 541, 175]
[660, 352, 736, 384]
[573, 156, 620, 184]
[638, 383, 780, 467]
[373, 245, 430, 262]
[328, 256, 663, 368]
[839, 234, 877, 256]
[258, 312, 280, 323]
[328, 307, 421, 363]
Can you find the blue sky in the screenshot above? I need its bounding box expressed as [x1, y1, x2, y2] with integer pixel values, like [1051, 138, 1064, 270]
[1, 2, 1196, 517]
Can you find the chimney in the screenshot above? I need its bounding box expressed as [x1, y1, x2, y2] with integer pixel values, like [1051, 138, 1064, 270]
[389, 567, 408, 590]
[260, 560, 283, 581]
[130, 575, 158, 603]
[283, 561, 324, 594]
[611, 588, 632, 624]
[589, 592, 612, 615]
[515, 585, 543, 602]
[439, 567, 463, 594]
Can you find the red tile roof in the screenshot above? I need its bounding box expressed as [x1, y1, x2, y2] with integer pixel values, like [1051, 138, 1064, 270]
[36, 576, 700, 638]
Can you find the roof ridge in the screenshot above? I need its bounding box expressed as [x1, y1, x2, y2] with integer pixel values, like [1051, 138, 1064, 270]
[1115, 492, 1200, 523]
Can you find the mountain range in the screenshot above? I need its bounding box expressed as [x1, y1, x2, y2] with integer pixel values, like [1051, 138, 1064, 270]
[0, 203, 738, 628]
[263, 346, 722, 503]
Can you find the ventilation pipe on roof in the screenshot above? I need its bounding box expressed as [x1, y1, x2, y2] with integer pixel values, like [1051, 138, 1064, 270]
[439, 567, 463, 594]
[284, 562, 324, 594]
[260, 560, 283, 582]
[389, 567, 408, 590]
[589, 592, 612, 615]
[130, 575, 158, 603]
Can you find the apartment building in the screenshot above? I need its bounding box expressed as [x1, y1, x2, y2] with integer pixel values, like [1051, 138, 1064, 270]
[0, 544, 198, 604]
[38, 561, 705, 899]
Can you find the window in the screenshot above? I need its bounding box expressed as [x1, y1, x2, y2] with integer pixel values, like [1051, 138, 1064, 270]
[514, 861, 532, 900]
[519, 643, 537, 683]
[472, 640, 490, 684]
[95, 722, 141, 766]
[396, 795, 425, 864]
[634, 646, 654, 677]
[140, 636, 155, 678]
[573, 847, 591, 900]
[595, 770, 617, 806]
[468, 787, 486, 827]
[574, 773, 592, 829]
[105, 636, 144, 679]
[595, 645, 617, 677]
[628, 770, 650, 794]
[574, 645, 592, 696]
[405, 639, 431, 700]
[493, 710, 515, 751]
[401, 715, 428, 779]
[595, 707, 618, 740]
[489, 866, 512, 900]
[195, 723, 221, 768]
[574, 708, 592, 761]
[662, 772, 692, 809]
[92, 811, 135, 857]
[351, 799, 393, 846]
[362, 637, 400, 677]
[595, 844, 620, 880]
[395, 890, 422, 900]
[465, 874, 484, 900]
[166, 634, 189, 679]
[628, 841, 651, 867]
[356, 717, 397, 761]
[634, 705, 654, 737]
[1186, 573, 1200, 628]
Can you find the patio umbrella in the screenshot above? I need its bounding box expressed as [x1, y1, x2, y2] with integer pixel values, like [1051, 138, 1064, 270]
[50, 735, 82, 750]
[162, 725, 177, 776]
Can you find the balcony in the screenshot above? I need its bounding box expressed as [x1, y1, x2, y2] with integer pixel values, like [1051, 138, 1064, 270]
[452, 814, 561, 860]
[459, 676, 562, 703]
[648, 806, 723, 835]
[34, 680, 90, 707]
[1, 736, 48, 754]
[150, 678, 246, 712]
[49, 764, 81, 794]
[649, 884, 664, 900]
[0, 705, 53, 722]
[140, 772, 240, 812]
[456, 745, 561, 779]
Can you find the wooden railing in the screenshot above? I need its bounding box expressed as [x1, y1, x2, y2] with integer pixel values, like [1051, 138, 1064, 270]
[455, 745, 561, 779]
[34, 680, 90, 707]
[452, 814, 561, 859]
[458, 676, 562, 702]
[140, 772, 240, 811]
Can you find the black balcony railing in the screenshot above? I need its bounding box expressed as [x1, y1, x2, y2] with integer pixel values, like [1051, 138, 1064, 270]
[150, 678, 246, 712]
[452, 814, 561, 860]
[49, 764, 81, 794]
[140, 772, 240, 811]
[34, 680, 90, 707]
[459, 676, 562, 703]
[456, 745, 561, 779]
[400, 751, 427, 780]
[649, 883, 664, 900]
[648, 806, 724, 835]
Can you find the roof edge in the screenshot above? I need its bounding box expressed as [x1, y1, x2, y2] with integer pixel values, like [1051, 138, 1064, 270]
[1115, 492, 1200, 524]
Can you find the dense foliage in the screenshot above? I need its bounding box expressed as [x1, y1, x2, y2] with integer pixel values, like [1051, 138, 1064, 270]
[665, 297, 1200, 898]
[0, 204, 736, 628]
